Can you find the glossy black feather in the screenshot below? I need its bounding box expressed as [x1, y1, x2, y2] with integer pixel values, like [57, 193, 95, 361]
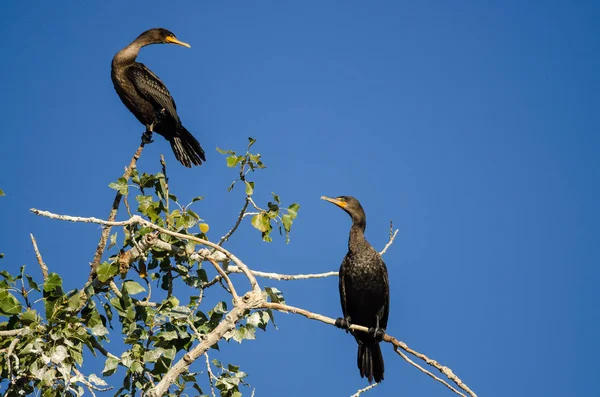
[111, 28, 206, 167]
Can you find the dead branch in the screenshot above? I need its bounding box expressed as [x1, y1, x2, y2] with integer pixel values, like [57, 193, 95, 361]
[29, 234, 48, 280]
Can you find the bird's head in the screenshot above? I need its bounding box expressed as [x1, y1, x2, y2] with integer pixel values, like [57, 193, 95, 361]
[136, 28, 191, 48]
[321, 195, 366, 227]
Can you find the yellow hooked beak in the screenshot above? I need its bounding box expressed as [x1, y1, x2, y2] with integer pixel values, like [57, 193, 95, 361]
[166, 35, 191, 48]
[321, 196, 347, 209]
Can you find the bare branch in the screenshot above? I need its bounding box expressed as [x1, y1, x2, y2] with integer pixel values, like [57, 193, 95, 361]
[204, 352, 217, 397]
[30, 210, 260, 292]
[207, 257, 239, 302]
[350, 382, 379, 397]
[218, 198, 249, 246]
[379, 227, 399, 256]
[394, 347, 466, 397]
[90, 139, 147, 276]
[261, 302, 477, 397]
[30, 234, 48, 280]
[226, 266, 338, 281]
[0, 329, 25, 337]
[5, 333, 22, 384]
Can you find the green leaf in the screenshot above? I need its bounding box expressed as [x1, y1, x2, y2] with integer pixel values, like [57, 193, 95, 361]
[91, 324, 109, 337]
[20, 308, 38, 325]
[44, 273, 63, 293]
[216, 147, 235, 155]
[248, 137, 256, 149]
[102, 356, 120, 375]
[211, 301, 228, 315]
[25, 275, 40, 292]
[245, 181, 254, 196]
[226, 155, 237, 167]
[143, 349, 163, 363]
[271, 192, 281, 204]
[190, 196, 204, 204]
[0, 290, 22, 315]
[123, 281, 146, 295]
[96, 262, 118, 282]
[265, 287, 286, 304]
[67, 292, 82, 311]
[287, 203, 300, 217]
[107, 232, 118, 250]
[0, 189, 5, 196]
[251, 214, 270, 232]
[108, 177, 128, 196]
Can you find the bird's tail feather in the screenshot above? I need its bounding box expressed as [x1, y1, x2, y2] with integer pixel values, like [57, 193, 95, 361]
[358, 343, 384, 383]
[169, 126, 206, 168]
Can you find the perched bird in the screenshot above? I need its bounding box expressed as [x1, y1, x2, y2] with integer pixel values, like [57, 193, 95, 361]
[322, 195, 390, 383]
[111, 28, 206, 167]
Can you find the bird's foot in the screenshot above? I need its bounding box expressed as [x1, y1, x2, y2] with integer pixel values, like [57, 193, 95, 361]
[142, 131, 154, 144]
[368, 327, 386, 342]
[335, 317, 351, 333]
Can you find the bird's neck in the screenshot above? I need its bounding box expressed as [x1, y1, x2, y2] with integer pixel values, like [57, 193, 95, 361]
[348, 221, 367, 252]
[113, 41, 144, 66]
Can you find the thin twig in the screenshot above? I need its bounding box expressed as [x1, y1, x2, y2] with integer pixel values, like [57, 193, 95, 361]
[350, 382, 379, 397]
[89, 139, 146, 277]
[207, 257, 239, 302]
[30, 234, 48, 280]
[379, 228, 399, 256]
[204, 352, 217, 397]
[218, 198, 249, 246]
[394, 347, 466, 397]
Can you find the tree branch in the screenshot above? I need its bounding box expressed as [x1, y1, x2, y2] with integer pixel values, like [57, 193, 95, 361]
[0, 329, 25, 337]
[379, 226, 399, 256]
[394, 347, 466, 397]
[217, 198, 249, 246]
[207, 257, 239, 302]
[30, 210, 260, 292]
[261, 302, 477, 397]
[146, 290, 265, 397]
[89, 138, 147, 277]
[350, 382, 379, 397]
[29, 234, 48, 280]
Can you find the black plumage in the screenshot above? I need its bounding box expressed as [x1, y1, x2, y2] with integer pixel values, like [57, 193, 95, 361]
[322, 195, 390, 383]
[111, 28, 206, 167]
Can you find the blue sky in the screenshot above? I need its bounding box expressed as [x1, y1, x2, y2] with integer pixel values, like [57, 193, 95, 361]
[1, 1, 598, 396]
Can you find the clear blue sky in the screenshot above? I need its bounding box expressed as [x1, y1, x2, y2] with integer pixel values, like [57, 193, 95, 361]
[1, 1, 598, 396]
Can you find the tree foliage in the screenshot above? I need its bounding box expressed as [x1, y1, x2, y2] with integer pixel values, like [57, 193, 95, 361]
[0, 139, 299, 396]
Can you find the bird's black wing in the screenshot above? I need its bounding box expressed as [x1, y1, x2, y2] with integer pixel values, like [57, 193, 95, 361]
[379, 257, 390, 330]
[339, 255, 350, 319]
[127, 62, 180, 124]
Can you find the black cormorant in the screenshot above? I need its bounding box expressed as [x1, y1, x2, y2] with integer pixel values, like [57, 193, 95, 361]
[322, 195, 390, 383]
[111, 28, 206, 167]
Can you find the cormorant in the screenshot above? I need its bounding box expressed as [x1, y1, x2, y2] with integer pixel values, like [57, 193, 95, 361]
[322, 195, 390, 383]
[111, 28, 206, 167]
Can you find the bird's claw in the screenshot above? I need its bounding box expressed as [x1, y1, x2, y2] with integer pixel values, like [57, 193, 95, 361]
[142, 131, 154, 144]
[335, 317, 351, 333]
[368, 327, 386, 342]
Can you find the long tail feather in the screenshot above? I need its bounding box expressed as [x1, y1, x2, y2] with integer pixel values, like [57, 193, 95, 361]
[169, 126, 206, 168]
[357, 343, 384, 383]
